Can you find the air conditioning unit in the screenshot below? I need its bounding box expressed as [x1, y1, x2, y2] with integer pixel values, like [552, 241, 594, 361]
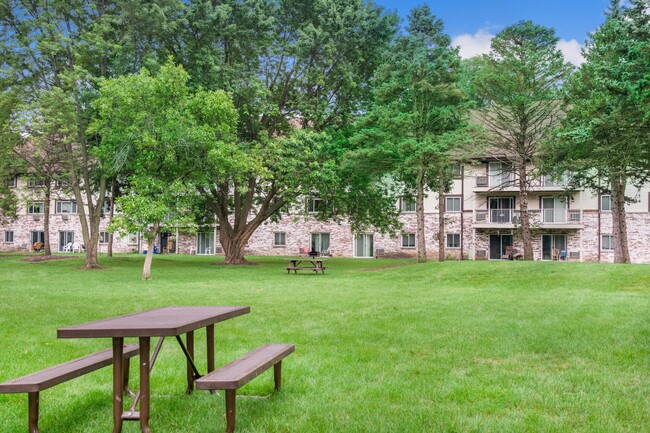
[61, 214, 69, 220]
[32, 215, 40, 221]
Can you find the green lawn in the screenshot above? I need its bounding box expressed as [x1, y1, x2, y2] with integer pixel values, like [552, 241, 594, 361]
[0, 254, 648, 433]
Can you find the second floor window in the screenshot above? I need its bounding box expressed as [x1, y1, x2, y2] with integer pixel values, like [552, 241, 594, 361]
[5, 176, 16, 188]
[445, 196, 461, 212]
[307, 197, 325, 213]
[28, 202, 44, 214]
[600, 194, 611, 212]
[400, 197, 416, 212]
[56, 200, 78, 214]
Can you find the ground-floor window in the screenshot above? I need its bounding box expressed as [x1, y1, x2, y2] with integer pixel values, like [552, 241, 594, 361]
[601, 234, 614, 251]
[197, 232, 214, 255]
[273, 232, 286, 247]
[59, 231, 74, 252]
[402, 233, 415, 248]
[31, 231, 44, 245]
[355, 233, 373, 258]
[99, 231, 109, 244]
[446, 233, 461, 249]
[311, 233, 330, 255]
[489, 234, 512, 259]
[542, 234, 567, 260]
[4, 231, 13, 243]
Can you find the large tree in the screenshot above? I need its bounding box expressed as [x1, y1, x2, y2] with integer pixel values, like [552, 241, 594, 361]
[164, 0, 399, 264]
[473, 21, 573, 261]
[545, 0, 650, 264]
[93, 62, 239, 279]
[353, 6, 471, 263]
[0, 0, 179, 268]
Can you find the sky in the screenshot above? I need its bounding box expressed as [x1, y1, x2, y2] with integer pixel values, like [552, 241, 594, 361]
[374, 0, 614, 65]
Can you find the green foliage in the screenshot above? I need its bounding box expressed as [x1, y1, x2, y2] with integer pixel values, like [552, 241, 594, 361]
[546, 0, 650, 191]
[92, 61, 239, 236]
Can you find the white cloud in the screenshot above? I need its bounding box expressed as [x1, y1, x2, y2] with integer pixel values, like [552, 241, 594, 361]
[452, 28, 585, 66]
[452, 29, 494, 59]
[557, 39, 585, 66]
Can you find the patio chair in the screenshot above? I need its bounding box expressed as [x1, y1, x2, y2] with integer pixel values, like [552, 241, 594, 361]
[63, 242, 73, 252]
[72, 242, 82, 253]
[32, 241, 44, 252]
[552, 248, 560, 261]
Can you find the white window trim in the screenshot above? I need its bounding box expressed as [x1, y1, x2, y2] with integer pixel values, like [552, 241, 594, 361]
[28, 201, 45, 215]
[445, 196, 462, 213]
[273, 232, 286, 247]
[401, 233, 416, 248]
[601, 234, 614, 251]
[399, 197, 416, 213]
[99, 231, 109, 244]
[307, 197, 324, 213]
[446, 233, 461, 249]
[600, 194, 612, 212]
[56, 200, 78, 214]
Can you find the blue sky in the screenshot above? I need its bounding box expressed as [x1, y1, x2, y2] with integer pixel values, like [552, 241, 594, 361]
[374, 0, 614, 64]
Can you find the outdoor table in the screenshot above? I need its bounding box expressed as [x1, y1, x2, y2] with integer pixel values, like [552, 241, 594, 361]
[57, 306, 250, 433]
[287, 258, 326, 274]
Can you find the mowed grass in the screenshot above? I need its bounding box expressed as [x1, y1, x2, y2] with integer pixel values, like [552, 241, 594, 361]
[0, 254, 648, 433]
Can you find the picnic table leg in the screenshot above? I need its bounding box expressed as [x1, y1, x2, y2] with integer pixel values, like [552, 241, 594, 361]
[28, 392, 39, 433]
[206, 325, 215, 374]
[112, 337, 124, 433]
[186, 331, 194, 394]
[139, 337, 152, 433]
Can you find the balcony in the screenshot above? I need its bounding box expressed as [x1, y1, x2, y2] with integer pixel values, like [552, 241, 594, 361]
[474, 175, 573, 193]
[474, 209, 582, 229]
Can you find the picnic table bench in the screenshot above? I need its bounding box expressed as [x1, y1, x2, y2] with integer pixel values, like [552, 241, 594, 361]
[196, 344, 295, 433]
[286, 258, 326, 274]
[0, 344, 139, 433]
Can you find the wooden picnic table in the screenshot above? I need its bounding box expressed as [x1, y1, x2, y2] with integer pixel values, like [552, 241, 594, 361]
[57, 306, 250, 433]
[286, 258, 327, 274]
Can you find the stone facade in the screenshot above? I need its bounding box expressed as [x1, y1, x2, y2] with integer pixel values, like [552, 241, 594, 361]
[4, 170, 650, 263]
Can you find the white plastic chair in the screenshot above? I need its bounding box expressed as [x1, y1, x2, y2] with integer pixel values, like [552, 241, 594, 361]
[63, 242, 73, 252]
[72, 242, 82, 253]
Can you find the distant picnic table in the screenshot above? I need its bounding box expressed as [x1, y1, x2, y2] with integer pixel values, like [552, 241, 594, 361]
[286, 258, 327, 274]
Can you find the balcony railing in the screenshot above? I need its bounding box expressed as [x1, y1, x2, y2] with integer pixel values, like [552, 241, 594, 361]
[474, 209, 582, 225]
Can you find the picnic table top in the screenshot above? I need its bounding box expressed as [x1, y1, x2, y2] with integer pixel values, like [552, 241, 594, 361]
[57, 306, 250, 339]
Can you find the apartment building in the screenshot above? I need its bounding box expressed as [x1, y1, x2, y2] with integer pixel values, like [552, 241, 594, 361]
[3, 160, 650, 263]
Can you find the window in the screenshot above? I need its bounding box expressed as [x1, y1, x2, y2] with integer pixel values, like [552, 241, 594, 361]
[445, 196, 461, 212]
[446, 233, 461, 249]
[355, 234, 374, 258]
[27, 178, 46, 188]
[55, 179, 69, 188]
[488, 161, 513, 187]
[600, 194, 612, 212]
[6, 176, 16, 188]
[273, 232, 286, 247]
[307, 197, 325, 213]
[601, 234, 614, 251]
[4, 231, 13, 243]
[127, 233, 138, 245]
[102, 198, 111, 215]
[56, 200, 77, 214]
[401, 233, 416, 248]
[197, 232, 214, 255]
[311, 233, 330, 255]
[99, 231, 109, 244]
[542, 197, 567, 223]
[400, 197, 416, 212]
[58, 231, 74, 252]
[28, 202, 44, 215]
[30, 231, 44, 245]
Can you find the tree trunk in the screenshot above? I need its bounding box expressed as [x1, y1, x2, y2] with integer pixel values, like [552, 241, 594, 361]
[220, 223, 253, 265]
[437, 168, 445, 262]
[43, 185, 51, 256]
[518, 162, 534, 260]
[611, 173, 630, 264]
[416, 168, 427, 263]
[107, 180, 116, 257]
[142, 222, 159, 280]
